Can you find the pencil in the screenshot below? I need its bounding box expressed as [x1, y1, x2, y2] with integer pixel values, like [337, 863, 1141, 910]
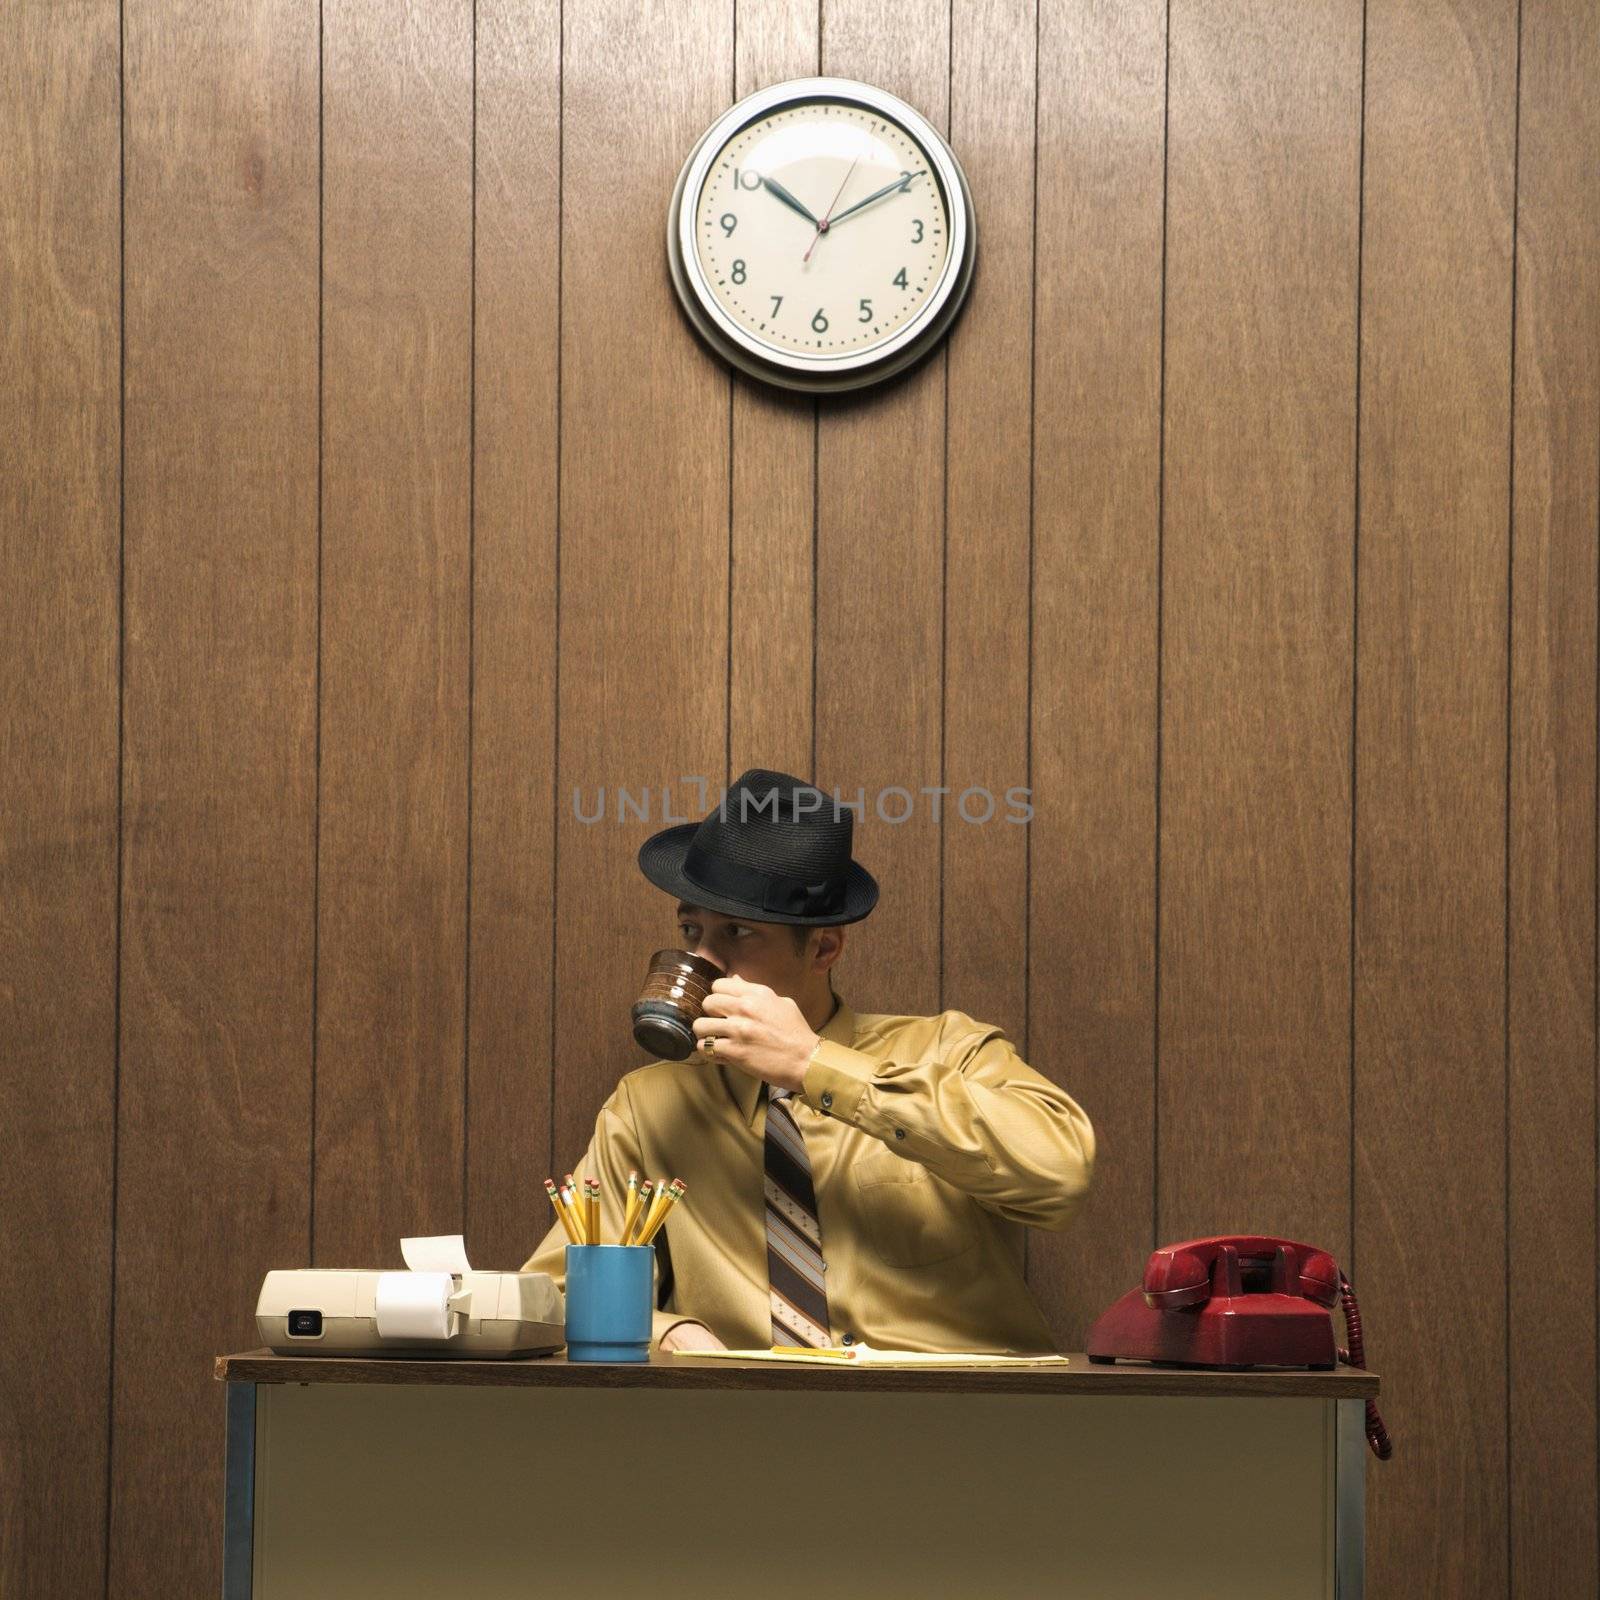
[586, 1176, 601, 1244]
[640, 1176, 670, 1241]
[546, 1178, 580, 1244]
[619, 1170, 642, 1246]
[560, 1181, 587, 1244]
[637, 1178, 686, 1246]
[626, 1180, 654, 1245]
[771, 1344, 854, 1358]
[634, 1180, 657, 1242]
[563, 1172, 580, 1240]
[635, 1200, 669, 1245]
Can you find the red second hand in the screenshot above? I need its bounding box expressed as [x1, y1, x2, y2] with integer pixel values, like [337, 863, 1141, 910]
[804, 154, 860, 264]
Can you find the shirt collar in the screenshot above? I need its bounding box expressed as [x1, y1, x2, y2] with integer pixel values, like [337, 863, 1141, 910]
[726, 992, 856, 1127]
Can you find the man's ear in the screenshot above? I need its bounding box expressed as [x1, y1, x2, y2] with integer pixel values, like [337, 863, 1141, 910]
[813, 925, 845, 977]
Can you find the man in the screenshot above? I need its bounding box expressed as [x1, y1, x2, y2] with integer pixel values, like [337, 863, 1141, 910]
[519, 767, 1096, 1354]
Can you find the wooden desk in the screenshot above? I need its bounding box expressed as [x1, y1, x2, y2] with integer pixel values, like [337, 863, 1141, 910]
[216, 1349, 1378, 1599]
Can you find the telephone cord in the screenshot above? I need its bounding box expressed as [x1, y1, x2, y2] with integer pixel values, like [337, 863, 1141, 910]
[1336, 1270, 1393, 1460]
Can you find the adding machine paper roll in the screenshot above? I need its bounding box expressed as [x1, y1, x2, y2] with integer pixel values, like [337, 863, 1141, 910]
[373, 1270, 457, 1340]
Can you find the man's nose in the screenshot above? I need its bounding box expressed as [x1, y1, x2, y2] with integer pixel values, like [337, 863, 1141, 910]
[690, 940, 725, 973]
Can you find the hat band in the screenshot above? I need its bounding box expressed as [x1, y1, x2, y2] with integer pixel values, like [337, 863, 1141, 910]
[682, 841, 848, 918]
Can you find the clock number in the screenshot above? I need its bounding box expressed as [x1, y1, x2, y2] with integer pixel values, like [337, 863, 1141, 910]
[811, 308, 829, 333]
[770, 295, 784, 318]
[734, 168, 761, 191]
[912, 218, 924, 242]
[893, 267, 909, 289]
[858, 298, 873, 322]
[720, 213, 738, 237]
[731, 259, 747, 284]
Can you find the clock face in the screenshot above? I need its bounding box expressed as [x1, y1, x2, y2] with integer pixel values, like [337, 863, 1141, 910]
[668, 78, 976, 392]
[690, 100, 952, 360]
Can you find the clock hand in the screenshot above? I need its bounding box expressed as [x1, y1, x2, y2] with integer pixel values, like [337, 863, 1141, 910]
[825, 169, 926, 228]
[759, 175, 820, 228]
[803, 154, 860, 263]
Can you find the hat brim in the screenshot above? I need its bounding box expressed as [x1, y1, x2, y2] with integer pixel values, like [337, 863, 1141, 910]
[637, 822, 878, 926]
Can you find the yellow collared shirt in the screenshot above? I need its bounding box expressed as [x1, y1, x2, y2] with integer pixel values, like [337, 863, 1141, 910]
[520, 993, 1096, 1353]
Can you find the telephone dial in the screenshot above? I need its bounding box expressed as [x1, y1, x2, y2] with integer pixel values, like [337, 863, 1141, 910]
[1086, 1234, 1392, 1459]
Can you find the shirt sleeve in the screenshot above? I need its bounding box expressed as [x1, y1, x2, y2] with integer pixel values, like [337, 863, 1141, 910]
[517, 1078, 708, 1349]
[797, 1014, 1096, 1230]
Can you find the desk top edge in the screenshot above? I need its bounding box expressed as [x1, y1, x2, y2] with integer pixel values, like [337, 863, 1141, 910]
[215, 1349, 1379, 1398]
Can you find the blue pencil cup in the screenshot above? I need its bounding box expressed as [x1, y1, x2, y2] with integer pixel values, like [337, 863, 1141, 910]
[564, 1244, 653, 1362]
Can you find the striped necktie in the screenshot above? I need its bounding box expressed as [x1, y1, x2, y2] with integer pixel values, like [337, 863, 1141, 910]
[763, 1085, 832, 1347]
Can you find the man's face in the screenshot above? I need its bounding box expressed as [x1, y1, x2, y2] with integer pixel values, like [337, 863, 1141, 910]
[675, 901, 812, 995]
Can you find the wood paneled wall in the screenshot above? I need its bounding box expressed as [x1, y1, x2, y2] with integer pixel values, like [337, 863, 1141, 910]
[3, 1, 1596, 1594]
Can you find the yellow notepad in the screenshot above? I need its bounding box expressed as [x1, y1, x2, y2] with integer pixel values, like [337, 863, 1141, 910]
[675, 1341, 1072, 1368]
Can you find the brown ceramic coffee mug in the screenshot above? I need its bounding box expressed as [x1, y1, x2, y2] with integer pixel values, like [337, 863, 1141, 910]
[632, 948, 724, 1060]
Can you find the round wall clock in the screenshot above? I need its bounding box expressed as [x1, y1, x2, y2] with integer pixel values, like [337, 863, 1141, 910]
[667, 76, 977, 394]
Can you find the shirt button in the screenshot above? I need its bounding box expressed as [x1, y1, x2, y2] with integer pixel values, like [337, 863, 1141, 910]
[894, 1127, 905, 1140]
[841, 1333, 854, 1345]
[820, 1091, 833, 1110]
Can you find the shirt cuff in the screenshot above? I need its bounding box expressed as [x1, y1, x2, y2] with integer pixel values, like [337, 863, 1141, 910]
[799, 1037, 876, 1124]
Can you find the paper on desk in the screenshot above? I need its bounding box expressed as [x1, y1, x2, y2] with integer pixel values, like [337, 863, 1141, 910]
[401, 1234, 472, 1274]
[678, 1342, 1072, 1367]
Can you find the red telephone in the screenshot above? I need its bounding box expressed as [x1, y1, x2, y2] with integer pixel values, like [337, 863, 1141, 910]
[1085, 1234, 1392, 1459]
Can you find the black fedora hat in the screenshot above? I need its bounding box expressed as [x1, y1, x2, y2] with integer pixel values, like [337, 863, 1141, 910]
[638, 768, 878, 926]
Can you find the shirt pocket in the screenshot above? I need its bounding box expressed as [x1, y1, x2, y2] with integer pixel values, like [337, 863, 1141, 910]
[853, 1149, 978, 1268]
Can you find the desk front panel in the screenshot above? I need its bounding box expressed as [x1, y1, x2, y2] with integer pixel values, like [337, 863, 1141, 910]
[251, 1382, 1336, 1598]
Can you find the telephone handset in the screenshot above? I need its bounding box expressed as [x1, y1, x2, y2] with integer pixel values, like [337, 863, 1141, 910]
[1086, 1233, 1392, 1460]
[1143, 1233, 1338, 1306]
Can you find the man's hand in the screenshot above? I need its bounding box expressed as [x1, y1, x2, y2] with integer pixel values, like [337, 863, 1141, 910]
[659, 1320, 727, 1353]
[693, 975, 820, 1094]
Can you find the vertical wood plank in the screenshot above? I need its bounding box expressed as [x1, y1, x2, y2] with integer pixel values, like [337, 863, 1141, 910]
[816, 0, 948, 1018]
[116, 0, 319, 1590]
[318, 0, 474, 1264]
[1027, 0, 1165, 1343]
[1356, 0, 1517, 1591]
[0, 4, 120, 1593]
[729, 2, 819, 783]
[943, 0, 1033, 1047]
[552, 0, 732, 1170]
[1158, 0, 1361, 1254]
[1508, 0, 1600, 1588]
[468, 1, 562, 1270]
